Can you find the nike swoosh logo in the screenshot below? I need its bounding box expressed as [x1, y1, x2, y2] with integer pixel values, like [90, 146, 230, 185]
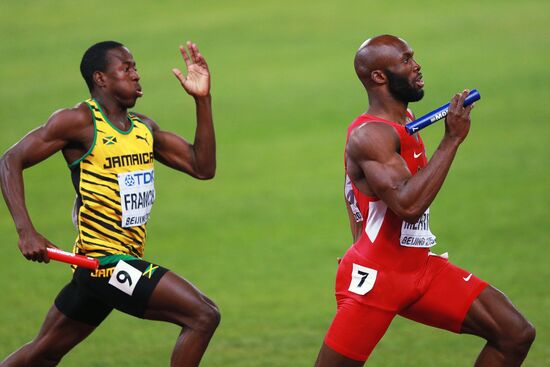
[463, 273, 473, 282]
[414, 152, 423, 159]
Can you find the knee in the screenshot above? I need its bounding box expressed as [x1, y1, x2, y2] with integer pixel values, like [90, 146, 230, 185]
[510, 321, 536, 351]
[192, 300, 221, 333]
[495, 318, 536, 357]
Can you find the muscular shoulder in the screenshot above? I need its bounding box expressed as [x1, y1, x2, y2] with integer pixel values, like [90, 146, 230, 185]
[131, 112, 159, 134]
[43, 102, 93, 140]
[347, 122, 400, 163]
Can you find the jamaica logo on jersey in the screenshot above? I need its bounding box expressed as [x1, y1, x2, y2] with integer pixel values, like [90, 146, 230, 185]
[143, 264, 159, 279]
[103, 136, 117, 145]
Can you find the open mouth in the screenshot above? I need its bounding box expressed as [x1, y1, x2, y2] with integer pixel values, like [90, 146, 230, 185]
[136, 87, 143, 97]
[415, 74, 424, 88]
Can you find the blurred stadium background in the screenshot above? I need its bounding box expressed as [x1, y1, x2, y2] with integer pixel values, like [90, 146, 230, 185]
[1, 0, 548, 365]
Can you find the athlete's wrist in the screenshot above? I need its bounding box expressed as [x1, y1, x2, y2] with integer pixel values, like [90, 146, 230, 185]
[193, 94, 212, 104]
[16, 222, 35, 236]
[440, 135, 462, 151]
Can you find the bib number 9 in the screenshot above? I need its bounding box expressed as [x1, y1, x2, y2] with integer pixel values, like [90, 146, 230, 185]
[108, 260, 142, 296]
[116, 270, 133, 286]
[348, 263, 377, 295]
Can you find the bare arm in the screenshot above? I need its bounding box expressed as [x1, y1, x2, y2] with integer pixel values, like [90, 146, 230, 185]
[0, 106, 91, 262]
[348, 90, 474, 223]
[143, 41, 215, 179]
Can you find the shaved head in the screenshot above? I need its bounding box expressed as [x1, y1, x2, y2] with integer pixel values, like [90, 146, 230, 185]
[354, 34, 424, 104]
[354, 35, 410, 87]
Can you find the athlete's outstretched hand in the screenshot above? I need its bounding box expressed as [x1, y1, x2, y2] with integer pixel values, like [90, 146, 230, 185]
[172, 41, 210, 97]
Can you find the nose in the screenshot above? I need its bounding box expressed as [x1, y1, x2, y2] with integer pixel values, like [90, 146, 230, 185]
[132, 69, 140, 81]
[412, 58, 421, 72]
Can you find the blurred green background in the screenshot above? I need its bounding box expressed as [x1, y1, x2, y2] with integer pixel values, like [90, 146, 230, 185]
[1, 0, 548, 365]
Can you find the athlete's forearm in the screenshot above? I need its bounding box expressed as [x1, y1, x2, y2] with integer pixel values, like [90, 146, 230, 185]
[0, 152, 36, 235]
[190, 94, 216, 179]
[395, 136, 460, 222]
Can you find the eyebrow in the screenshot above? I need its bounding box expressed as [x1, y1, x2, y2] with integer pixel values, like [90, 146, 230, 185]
[110, 53, 135, 65]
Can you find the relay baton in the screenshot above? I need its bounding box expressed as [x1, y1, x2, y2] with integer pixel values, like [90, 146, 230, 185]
[405, 89, 481, 135]
[46, 248, 99, 270]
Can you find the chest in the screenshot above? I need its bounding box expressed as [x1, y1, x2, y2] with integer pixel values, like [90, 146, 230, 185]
[399, 133, 427, 174]
[91, 122, 154, 173]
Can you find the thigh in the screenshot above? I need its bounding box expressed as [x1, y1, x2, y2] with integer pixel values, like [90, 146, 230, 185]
[461, 285, 530, 339]
[315, 343, 366, 367]
[55, 276, 113, 326]
[399, 259, 488, 332]
[324, 297, 395, 363]
[30, 304, 96, 359]
[143, 271, 218, 328]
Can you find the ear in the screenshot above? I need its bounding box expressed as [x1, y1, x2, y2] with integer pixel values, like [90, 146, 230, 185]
[370, 70, 387, 85]
[93, 71, 107, 89]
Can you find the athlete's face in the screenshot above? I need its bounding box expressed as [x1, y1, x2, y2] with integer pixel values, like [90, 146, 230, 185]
[384, 42, 424, 103]
[101, 47, 142, 107]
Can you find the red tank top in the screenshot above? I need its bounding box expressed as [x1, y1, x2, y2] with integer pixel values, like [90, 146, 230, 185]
[344, 112, 436, 270]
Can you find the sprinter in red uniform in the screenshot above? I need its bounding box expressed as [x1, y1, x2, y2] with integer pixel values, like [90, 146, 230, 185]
[314, 35, 535, 367]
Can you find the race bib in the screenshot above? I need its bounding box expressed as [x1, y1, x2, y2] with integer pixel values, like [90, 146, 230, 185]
[348, 263, 377, 295]
[118, 169, 155, 228]
[400, 208, 436, 248]
[108, 260, 142, 295]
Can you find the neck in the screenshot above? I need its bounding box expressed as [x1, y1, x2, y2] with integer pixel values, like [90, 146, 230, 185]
[92, 93, 129, 128]
[366, 91, 409, 125]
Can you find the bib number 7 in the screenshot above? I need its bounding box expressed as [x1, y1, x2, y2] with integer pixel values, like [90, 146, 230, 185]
[348, 263, 378, 295]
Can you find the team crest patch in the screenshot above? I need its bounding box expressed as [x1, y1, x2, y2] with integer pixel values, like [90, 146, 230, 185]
[103, 136, 117, 145]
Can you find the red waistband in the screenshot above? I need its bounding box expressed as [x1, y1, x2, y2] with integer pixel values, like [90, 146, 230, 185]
[352, 236, 430, 272]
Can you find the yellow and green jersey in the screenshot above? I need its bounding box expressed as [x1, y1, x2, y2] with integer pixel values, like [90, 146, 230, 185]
[70, 99, 155, 258]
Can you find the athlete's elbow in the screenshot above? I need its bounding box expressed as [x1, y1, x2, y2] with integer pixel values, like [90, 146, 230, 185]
[196, 171, 215, 180]
[402, 214, 422, 224]
[400, 213, 422, 224]
[194, 165, 216, 180]
[396, 206, 424, 224]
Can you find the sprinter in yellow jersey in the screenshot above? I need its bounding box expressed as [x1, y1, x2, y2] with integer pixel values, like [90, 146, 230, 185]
[0, 40, 218, 367]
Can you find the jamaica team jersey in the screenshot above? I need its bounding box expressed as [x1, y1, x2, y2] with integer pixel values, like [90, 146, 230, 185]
[70, 99, 155, 258]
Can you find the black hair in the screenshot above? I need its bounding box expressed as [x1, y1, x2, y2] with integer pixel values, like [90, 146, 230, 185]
[80, 41, 124, 92]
